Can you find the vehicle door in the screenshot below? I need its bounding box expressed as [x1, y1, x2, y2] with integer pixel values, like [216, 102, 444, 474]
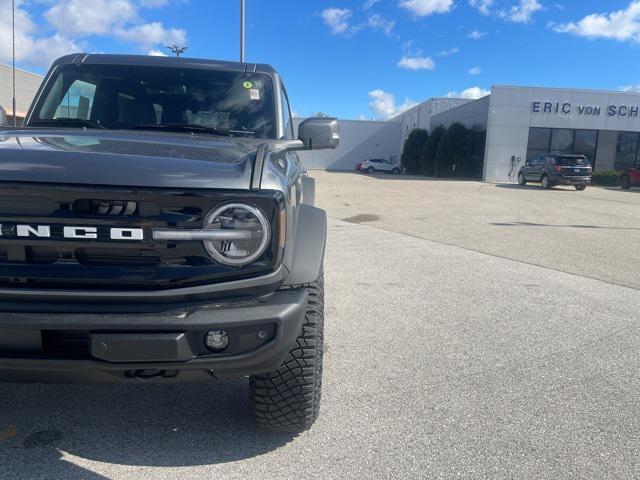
[524, 156, 540, 180]
[536, 156, 549, 180]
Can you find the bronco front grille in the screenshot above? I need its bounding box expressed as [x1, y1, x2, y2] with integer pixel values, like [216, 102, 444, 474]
[0, 183, 283, 290]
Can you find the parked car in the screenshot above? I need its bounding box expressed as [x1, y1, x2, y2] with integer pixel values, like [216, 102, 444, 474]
[0, 53, 339, 433]
[619, 168, 640, 189]
[518, 154, 592, 190]
[361, 158, 401, 174]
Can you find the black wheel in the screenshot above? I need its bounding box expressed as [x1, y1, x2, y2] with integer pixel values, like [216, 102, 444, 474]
[367, 167, 375, 174]
[621, 175, 631, 190]
[575, 184, 586, 191]
[392, 167, 400, 175]
[251, 274, 324, 432]
[517, 172, 526, 186]
[541, 175, 551, 189]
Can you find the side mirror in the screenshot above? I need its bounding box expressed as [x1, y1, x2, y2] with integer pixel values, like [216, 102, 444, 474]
[298, 117, 339, 150]
[0, 106, 7, 127]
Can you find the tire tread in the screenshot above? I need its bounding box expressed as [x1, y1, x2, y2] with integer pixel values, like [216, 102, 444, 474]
[250, 274, 324, 432]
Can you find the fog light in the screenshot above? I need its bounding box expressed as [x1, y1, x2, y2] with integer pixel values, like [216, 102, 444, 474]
[257, 329, 268, 340]
[205, 330, 229, 352]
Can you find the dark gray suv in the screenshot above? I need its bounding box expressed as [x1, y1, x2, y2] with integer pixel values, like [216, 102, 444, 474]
[0, 54, 339, 432]
[518, 154, 592, 190]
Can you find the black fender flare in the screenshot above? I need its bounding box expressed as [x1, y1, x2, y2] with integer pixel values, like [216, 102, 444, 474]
[283, 203, 326, 286]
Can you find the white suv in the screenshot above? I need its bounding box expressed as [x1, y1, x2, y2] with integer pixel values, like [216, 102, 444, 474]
[361, 158, 401, 174]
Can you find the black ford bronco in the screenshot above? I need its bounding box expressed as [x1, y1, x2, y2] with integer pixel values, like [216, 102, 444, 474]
[0, 54, 338, 432]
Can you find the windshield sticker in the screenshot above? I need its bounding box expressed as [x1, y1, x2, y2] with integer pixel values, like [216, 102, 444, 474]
[243, 81, 253, 89]
[249, 89, 261, 100]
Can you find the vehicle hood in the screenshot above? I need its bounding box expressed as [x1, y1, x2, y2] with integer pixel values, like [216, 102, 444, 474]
[0, 128, 265, 189]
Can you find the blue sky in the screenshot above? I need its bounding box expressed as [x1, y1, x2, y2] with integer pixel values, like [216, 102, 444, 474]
[3, 0, 640, 120]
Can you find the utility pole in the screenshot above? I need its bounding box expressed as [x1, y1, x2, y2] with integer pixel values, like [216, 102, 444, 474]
[240, 0, 245, 63]
[166, 45, 188, 57]
[12, 0, 16, 126]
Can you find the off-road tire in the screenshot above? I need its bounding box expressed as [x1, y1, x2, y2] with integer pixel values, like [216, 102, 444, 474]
[518, 172, 526, 186]
[250, 274, 324, 432]
[575, 184, 587, 191]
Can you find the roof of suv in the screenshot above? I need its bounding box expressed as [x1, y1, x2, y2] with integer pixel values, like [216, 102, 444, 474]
[52, 53, 278, 75]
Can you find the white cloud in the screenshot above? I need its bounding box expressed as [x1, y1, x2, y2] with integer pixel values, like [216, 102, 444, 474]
[0, 0, 80, 68]
[554, 1, 640, 43]
[470, 0, 541, 23]
[0, 0, 186, 69]
[438, 47, 460, 56]
[468, 66, 482, 74]
[398, 55, 436, 70]
[620, 85, 640, 92]
[45, 0, 137, 37]
[398, 0, 453, 17]
[148, 49, 168, 56]
[363, 0, 381, 9]
[321, 7, 353, 35]
[321, 8, 395, 37]
[469, 0, 494, 15]
[368, 89, 417, 119]
[446, 86, 490, 99]
[499, 0, 542, 23]
[116, 22, 186, 49]
[367, 14, 396, 35]
[467, 29, 487, 39]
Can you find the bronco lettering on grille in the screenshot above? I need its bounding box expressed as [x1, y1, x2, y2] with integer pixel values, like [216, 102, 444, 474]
[0, 224, 145, 241]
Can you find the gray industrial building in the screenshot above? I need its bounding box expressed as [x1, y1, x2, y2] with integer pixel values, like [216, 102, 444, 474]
[0, 63, 43, 124]
[301, 85, 640, 184]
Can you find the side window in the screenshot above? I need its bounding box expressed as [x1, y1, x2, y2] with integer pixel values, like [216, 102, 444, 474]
[280, 85, 294, 140]
[53, 80, 97, 120]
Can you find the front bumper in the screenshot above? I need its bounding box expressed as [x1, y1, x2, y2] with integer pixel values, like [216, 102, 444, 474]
[0, 289, 307, 383]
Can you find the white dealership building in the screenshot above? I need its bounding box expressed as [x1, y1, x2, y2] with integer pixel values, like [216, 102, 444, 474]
[300, 85, 640, 183]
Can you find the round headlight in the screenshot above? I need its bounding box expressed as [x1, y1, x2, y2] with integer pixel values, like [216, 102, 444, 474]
[203, 203, 271, 266]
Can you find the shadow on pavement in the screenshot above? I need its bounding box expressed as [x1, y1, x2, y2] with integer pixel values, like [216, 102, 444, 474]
[0, 380, 296, 477]
[358, 173, 481, 182]
[490, 221, 640, 231]
[493, 183, 580, 191]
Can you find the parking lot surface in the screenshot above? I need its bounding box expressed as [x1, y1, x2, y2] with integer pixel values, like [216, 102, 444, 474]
[2, 172, 640, 479]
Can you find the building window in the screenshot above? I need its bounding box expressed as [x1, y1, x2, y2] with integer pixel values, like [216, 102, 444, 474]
[527, 128, 599, 166]
[615, 132, 640, 170]
[526, 128, 551, 161]
[573, 130, 598, 164]
[550, 129, 574, 153]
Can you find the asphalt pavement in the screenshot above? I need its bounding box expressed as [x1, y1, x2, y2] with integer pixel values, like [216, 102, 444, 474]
[1, 173, 640, 479]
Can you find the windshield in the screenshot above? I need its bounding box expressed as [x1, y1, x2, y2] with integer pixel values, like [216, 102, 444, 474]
[28, 64, 276, 138]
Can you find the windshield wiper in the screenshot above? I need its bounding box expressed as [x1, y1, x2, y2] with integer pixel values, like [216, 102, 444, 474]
[130, 123, 233, 137]
[29, 118, 108, 129]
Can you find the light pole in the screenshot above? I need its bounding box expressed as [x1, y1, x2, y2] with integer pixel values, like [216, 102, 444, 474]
[240, 0, 245, 63]
[12, 0, 16, 126]
[166, 45, 188, 57]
